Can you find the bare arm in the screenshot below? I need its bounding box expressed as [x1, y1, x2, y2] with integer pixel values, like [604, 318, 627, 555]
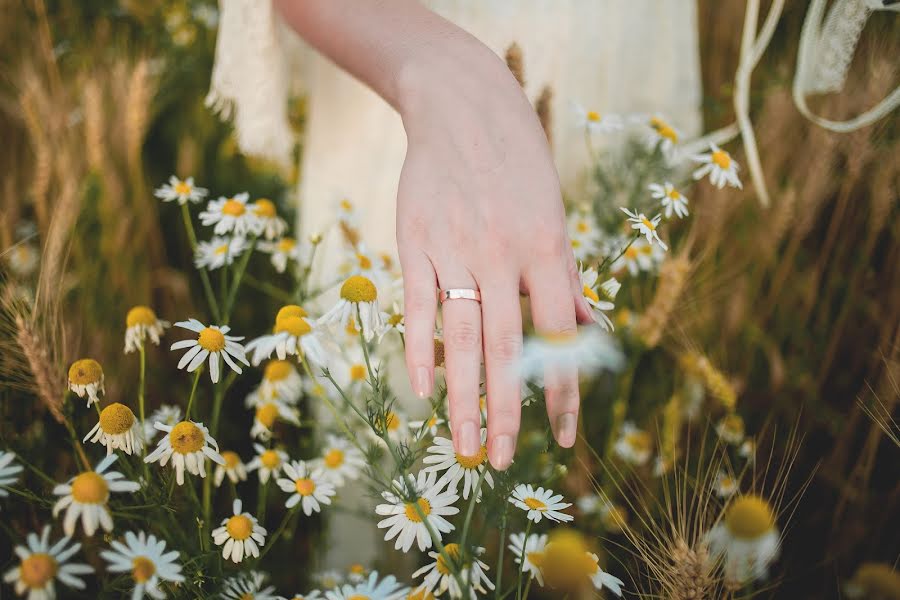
[275, 0, 593, 470]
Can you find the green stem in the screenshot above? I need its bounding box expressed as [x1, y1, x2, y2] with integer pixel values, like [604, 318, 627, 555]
[223, 236, 257, 323]
[180, 203, 221, 321]
[258, 507, 297, 559]
[242, 273, 294, 303]
[516, 521, 533, 600]
[356, 305, 376, 383]
[494, 512, 508, 599]
[459, 467, 488, 554]
[257, 478, 269, 523]
[522, 577, 533, 600]
[185, 369, 202, 420]
[598, 232, 641, 275]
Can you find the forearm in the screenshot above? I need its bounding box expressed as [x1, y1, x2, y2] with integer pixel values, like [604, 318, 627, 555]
[272, 0, 506, 117]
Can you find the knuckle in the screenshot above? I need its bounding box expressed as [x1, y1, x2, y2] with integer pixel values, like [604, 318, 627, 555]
[446, 321, 481, 351]
[550, 380, 580, 406]
[405, 291, 436, 316]
[487, 332, 522, 363]
[534, 231, 567, 260]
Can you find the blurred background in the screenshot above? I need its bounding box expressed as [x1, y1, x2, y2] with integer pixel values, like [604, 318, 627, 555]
[0, 1, 897, 598]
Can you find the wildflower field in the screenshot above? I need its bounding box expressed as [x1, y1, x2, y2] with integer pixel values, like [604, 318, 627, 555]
[0, 2, 898, 599]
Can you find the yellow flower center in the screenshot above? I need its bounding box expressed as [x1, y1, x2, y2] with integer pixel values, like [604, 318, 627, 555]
[256, 403, 280, 429]
[667, 189, 682, 200]
[852, 563, 900, 597]
[253, 199, 276, 218]
[455, 446, 487, 470]
[197, 327, 226, 352]
[277, 237, 297, 252]
[586, 110, 601, 122]
[711, 150, 731, 169]
[264, 360, 293, 382]
[436, 543, 461, 575]
[276, 304, 308, 322]
[70, 471, 109, 504]
[324, 449, 345, 469]
[20, 553, 57, 588]
[340, 275, 377, 303]
[99, 403, 135, 435]
[260, 450, 281, 469]
[274, 316, 311, 338]
[524, 497, 548, 511]
[68, 358, 103, 385]
[340, 199, 353, 212]
[537, 531, 595, 590]
[640, 216, 656, 231]
[348, 596, 370, 600]
[349, 564, 366, 575]
[221, 199, 246, 216]
[724, 495, 775, 540]
[295, 478, 316, 496]
[222, 451, 241, 469]
[350, 364, 367, 382]
[650, 118, 679, 143]
[576, 220, 589, 233]
[239, 593, 254, 600]
[126, 306, 158, 327]
[721, 414, 745, 437]
[357, 254, 372, 270]
[571, 239, 582, 248]
[214, 244, 229, 256]
[388, 313, 403, 326]
[582, 285, 600, 304]
[132, 556, 156, 584]
[407, 590, 436, 600]
[174, 181, 192, 196]
[404, 498, 432, 522]
[385, 411, 400, 431]
[626, 430, 652, 454]
[624, 246, 638, 259]
[169, 421, 205, 454]
[226, 514, 254, 540]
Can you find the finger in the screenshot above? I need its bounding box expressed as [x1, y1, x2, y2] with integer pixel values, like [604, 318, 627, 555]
[437, 267, 484, 457]
[525, 259, 580, 448]
[398, 248, 438, 398]
[481, 278, 524, 470]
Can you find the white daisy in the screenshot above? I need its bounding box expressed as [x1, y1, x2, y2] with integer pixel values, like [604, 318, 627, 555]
[646, 115, 680, 159]
[613, 422, 653, 466]
[705, 494, 780, 584]
[247, 444, 289, 484]
[52, 454, 140, 536]
[142, 404, 182, 443]
[715, 470, 739, 498]
[245, 315, 329, 367]
[375, 470, 459, 553]
[508, 532, 548, 586]
[518, 326, 623, 383]
[194, 235, 249, 271]
[314, 434, 366, 486]
[170, 319, 248, 384]
[249, 398, 301, 441]
[716, 414, 746, 445]
[422, 429, 494, 501]
[346, 564, 369, 584]
[277, 460, 336, 515]
[220, 571, 281, 600]
[649, 182, 689, 220]
[320, 275, 384, 341]
[692, 143, 742, 189]
[100, 530, 185, 599]
[5, 241, 39, 277]
[84, 402, 143, 456]
[314, 570, 344, 590]
[509, 484, 573, 524]
[251, 198, 288, 240]
[412, 543, 494, 600]
[144, 420, 225, 485]
[214, 451, 248, 487]
[324, 571, 408, 600]
[620, 207, 667, 250]
[584, 552, 625, 596]
[3, 526, 93, 599]
[154, 175, 208, 205]
[334, 197, 359, 227]
[579, 265, 616, 331]
[409, 415, 445, 440]
[0, 451, 24, 502]
[609, 236, 659, 276]
[574, 103, 623, 134]
[199, 192, 258, 236]
[291, 591, 323, 600]
[212, 499, 267, 563]
[124, 306, 170, 353]
[567, 211, 603, 261]
[67, 358, 104, 407]
[258, 236, 309, 273]
[739, 438, 756, 464]
[259, 359, 304, 403]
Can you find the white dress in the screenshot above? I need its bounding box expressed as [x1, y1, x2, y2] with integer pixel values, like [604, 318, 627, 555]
[209, 0, 703, 271]
[208, 0, 703, 569]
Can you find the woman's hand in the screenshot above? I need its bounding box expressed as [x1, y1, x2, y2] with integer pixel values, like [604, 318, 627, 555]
[395, 38, 594, 469]
[273, 0, 592, 470]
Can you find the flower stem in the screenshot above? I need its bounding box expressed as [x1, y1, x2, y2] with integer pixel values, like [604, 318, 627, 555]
[137, 344, 147, 433]
[257, 478, 269, 523]
[180, 203, 221, 321]
[258, 507, 297, 559]
[598, 232, 640, 275]
[356, 305, 376, 383]
[516, 520, 533, 600]
[185, 369, 202, 420]
[223, 236, 256, 324]
[494, 512, 508, 599]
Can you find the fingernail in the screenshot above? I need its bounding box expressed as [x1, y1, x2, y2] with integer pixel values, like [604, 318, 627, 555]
[490, 435, 515, 470]
[415, 367, 432, 398]
[555, 412, 577, 447]
[458, 421, 479, 456]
